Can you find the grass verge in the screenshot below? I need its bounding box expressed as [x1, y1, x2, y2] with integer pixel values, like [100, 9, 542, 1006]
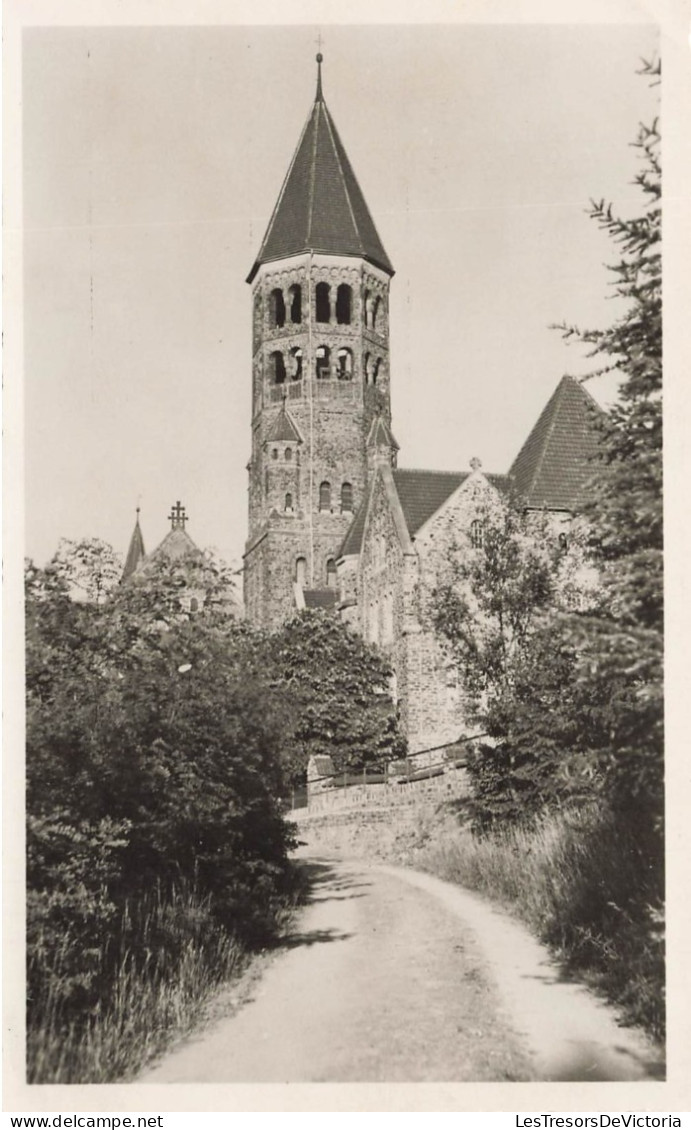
[411, 803, 664, 1042]
[27, 880, 301, 1084]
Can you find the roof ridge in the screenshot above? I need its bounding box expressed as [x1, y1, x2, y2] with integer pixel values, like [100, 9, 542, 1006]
[305, 101, 320, 244]
[255, 106, 314, 271]
[322, 101, 363, 256]
[522, 383, 563, 500]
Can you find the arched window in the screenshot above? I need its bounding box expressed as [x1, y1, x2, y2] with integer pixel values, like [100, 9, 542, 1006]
[285, 493, 293, 512]
[316, 345, 331, 379]
[371, 295, 381, 332]
[371, 357, 381, 386]
[470, 519, 484, 549]
[336, 284, 352, 325]
[326, 558, 337, 588]
[189, 597, 199, 613]
[290, 346, 303, 380]
[364, 352, 371, 385]
[341, 482, 353, 512]
[284, 447, 292, 461]
[364, 289, 372, 328]
[272, 448, 279, 460]
[316, 282, 331, 323]
[319, 481, 331, 511]
[336, 348, 353, 380]
[295, 556, 307, 586]
[289, 284, 302, 324]
[271, 288, 285, 328]
[270, 350, 286, 384]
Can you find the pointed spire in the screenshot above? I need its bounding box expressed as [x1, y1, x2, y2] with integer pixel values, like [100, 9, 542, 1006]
[509, 375, 604, 510]
[247, 57, 393, 282]
[122, 506, 146, 581]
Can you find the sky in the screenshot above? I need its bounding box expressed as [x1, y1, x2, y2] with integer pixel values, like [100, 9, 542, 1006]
[22, 20, 660, 569]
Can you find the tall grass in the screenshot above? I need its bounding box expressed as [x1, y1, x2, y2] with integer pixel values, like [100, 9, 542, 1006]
[414, 804, 664, 1041]
[27, 882, 287, 1083]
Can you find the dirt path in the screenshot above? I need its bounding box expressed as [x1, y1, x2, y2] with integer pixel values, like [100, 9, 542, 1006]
[138, 855, 664, 1084]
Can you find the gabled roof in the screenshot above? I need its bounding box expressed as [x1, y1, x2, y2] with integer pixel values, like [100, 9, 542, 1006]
[303, 588, 337, 611]
[394, 469, 511, 537]
[266, 404, 303, 444]
[122, 512, 146, 580]
[339, 467, 511, 557]
[247, 61, 393, 282]
[148, 527, 203, 564]
[509, 375, 603, 511]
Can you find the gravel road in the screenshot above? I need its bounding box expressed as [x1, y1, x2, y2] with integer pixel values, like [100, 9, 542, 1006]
[139, 855, 664, 1084]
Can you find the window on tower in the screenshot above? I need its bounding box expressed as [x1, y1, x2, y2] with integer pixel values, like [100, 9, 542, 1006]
[364, 352, 371, 384]
[290, 347, 303, 380]
[336, 284, 352, 325]
[270, 351, 286, 384]
[336, 348, 353, 380]
[289, 284, 302, 324]
[341, 482, 353, 512]
[295, 556, 307, 586]
[326, 558, 337, 588]
[364, 289, 372, 328]
[316, 346, 331, 379]
[285, 492, 293, 512]
[372, 295, 382, 332]
[271, 288, 286, 328]
[319, 481, 331, 510]
[316, 282, 331, 323]
[371, 357, 381, 385]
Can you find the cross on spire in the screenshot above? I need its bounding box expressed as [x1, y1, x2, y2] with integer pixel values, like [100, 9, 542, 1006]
[315, 50, 323, 101]
[168, 500, 188, 530]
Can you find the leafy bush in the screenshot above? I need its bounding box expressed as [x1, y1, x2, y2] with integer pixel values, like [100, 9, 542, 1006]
[26, 548, 300, 1079]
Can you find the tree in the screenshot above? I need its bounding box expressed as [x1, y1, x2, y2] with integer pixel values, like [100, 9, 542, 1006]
[432, 506, 606, 829]
[51, 538, 123, 604]
[556, 59, 662, 835]
[26, 545, 296, 1029]
[266, 611, 406, 786]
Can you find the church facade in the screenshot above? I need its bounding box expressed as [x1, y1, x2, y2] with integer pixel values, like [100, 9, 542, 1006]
[243, 58, 602, 754]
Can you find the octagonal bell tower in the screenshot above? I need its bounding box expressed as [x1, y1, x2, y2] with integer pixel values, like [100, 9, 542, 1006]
[243, 56, 395, 628]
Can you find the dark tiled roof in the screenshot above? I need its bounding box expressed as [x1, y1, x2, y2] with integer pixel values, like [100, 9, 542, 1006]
[122, 516, 145, 580]
[303, 588, 338, 610]
[247, 90, 393, 282]
[148, 527, 203, 564]
[340, 499, 368, 557]
[266, 405, 303, 443]
[339, 467, 511, 557]
[509, 375, 603, 511]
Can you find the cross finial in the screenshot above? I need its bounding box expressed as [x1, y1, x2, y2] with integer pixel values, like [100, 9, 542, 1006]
[315, 50, 323, 101]
[168, 500, 188, 530]
[470, 456, 482, 472]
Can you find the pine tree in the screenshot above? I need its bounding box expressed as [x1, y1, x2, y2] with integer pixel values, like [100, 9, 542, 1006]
[557, 59, 662, 833]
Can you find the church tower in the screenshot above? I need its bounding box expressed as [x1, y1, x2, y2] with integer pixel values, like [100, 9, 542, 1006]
[244, 56, 395, 627]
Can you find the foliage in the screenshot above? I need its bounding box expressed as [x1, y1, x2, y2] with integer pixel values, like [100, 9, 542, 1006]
[432, 508, 605, 829]
[556, 58, 662, 835]
[51, 538, 123, 604]
[266, 611, 406, 785]
[26, 544, 298, 1071]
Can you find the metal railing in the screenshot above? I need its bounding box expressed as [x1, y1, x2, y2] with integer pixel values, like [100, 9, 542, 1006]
[302, 733, 488, 795]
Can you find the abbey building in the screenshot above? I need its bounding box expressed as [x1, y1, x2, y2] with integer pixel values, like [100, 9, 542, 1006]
[243, 57, 601, 754]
